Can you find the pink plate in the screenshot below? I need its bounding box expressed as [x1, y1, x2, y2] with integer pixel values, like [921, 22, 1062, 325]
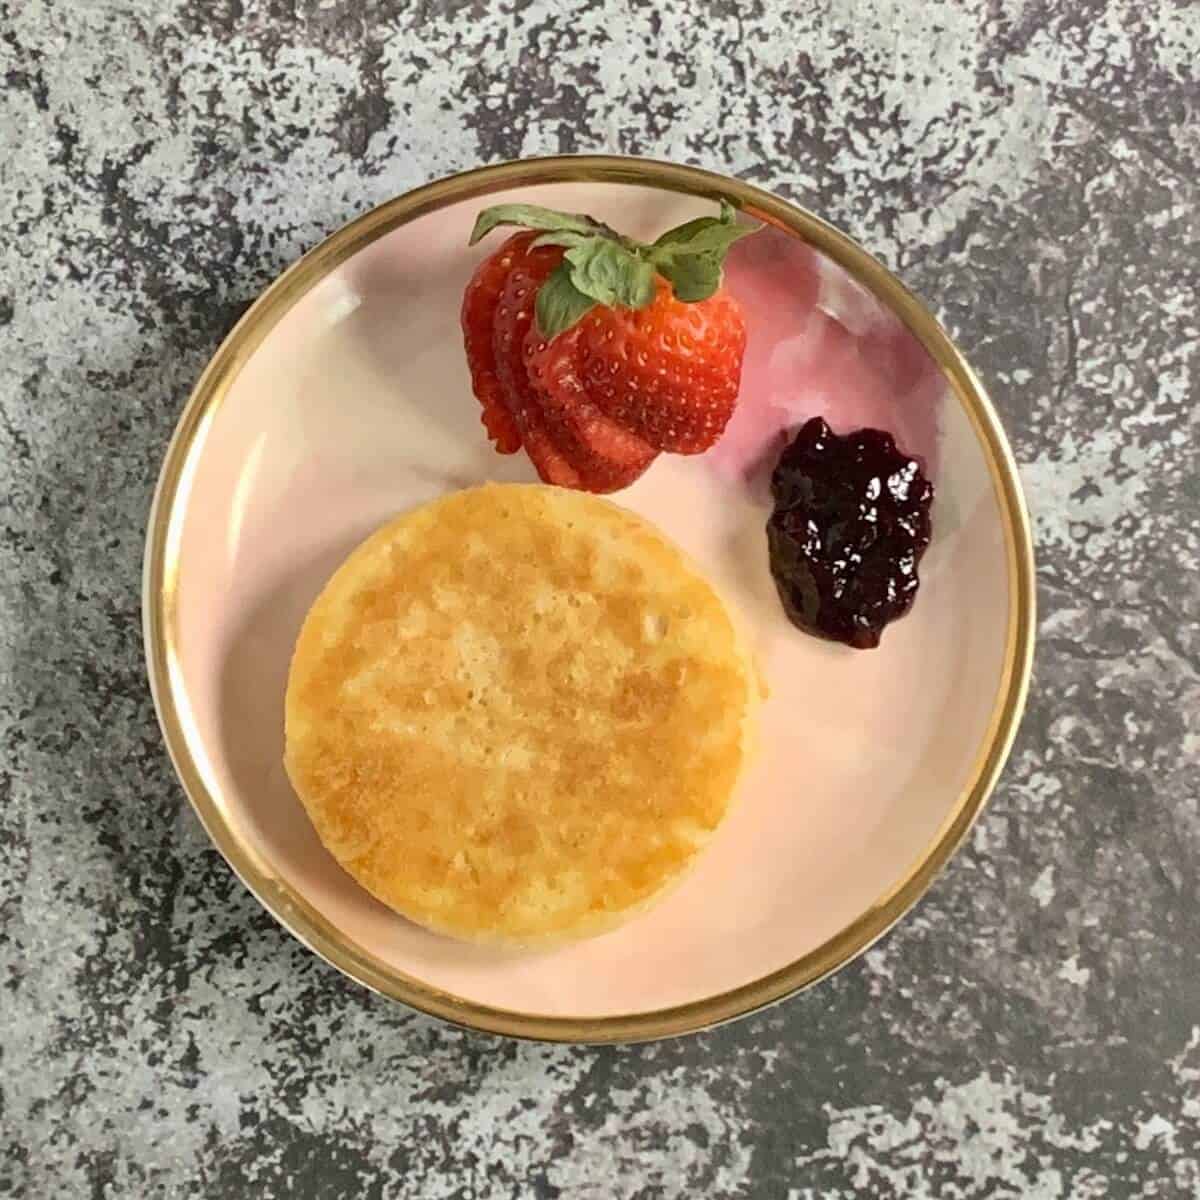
[144, 157, 1035, 1042]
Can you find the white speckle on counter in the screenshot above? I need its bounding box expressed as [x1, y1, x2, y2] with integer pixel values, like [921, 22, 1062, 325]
[3, 0, 1197, 1195]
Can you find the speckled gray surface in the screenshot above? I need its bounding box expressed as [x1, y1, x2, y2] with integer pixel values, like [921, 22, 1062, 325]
[3, 0, 1198, 1195]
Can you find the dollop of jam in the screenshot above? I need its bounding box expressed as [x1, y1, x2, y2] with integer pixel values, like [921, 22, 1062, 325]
[766, 417, 934, 649]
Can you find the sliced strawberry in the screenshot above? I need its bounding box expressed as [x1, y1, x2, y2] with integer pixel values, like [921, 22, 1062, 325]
[488, 243, 582, 487]
[460, 232, 534, 454]
[491, 253, 655, 493]
[574, 279, 746, 454]
[521, 417, 583, 489]
[461, 199, 756, 489]
[489, 239, 559, 443]
[525, 324, 659, 469]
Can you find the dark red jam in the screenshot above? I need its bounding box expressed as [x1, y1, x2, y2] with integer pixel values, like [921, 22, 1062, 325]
[767, 417, 934, 649]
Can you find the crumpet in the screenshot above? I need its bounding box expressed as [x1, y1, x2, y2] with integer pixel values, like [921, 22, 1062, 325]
[284, 483, 757, 947]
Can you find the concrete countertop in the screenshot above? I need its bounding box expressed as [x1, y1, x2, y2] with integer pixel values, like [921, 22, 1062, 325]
[2, 1, 1197, 1195]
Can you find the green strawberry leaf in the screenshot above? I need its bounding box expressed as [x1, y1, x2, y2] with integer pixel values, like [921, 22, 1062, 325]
[535, 262, 598, 337]
[469, 204, 600, 246]
[622, 256, 658, 308]
[663, 219, 756, 257]
[564, 238, 657, 309]
[651, 200, 748, 252]
[655, 252, 724, 303]
[651, 201, 734, 249]
[648, 200, 756, 301]
[529, 230, 592, 250]
[471, 198, 759, 341]
[650, 215, 718, 249]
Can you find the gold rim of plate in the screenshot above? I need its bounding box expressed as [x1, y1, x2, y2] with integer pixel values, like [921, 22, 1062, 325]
[142, 155, 1037, 1043]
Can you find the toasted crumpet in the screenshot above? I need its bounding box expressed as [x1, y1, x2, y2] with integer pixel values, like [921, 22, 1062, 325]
[284, 484, 758, 947]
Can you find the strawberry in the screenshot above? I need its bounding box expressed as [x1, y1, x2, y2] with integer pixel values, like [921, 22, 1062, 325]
[460, 232, 528, 454]
[480, 234, 654, 492]
[461, 201, 755, 492]
[527, 277, 747, 455]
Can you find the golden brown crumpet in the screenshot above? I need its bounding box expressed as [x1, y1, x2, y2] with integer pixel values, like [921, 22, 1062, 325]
[284, 484, 758, 947]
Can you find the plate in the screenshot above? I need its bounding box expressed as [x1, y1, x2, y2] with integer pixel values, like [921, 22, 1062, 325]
[144, 156, 1035, 1042]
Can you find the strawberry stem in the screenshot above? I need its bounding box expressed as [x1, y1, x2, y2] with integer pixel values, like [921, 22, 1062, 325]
[470, 200, 758, 337]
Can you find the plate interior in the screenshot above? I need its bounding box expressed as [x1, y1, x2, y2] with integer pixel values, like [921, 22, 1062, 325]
[169, 181, 1010, 1019]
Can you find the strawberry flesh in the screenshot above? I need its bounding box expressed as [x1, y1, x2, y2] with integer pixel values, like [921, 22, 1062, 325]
[461, 233, 527, 454]
[571, 279, 746, 454]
